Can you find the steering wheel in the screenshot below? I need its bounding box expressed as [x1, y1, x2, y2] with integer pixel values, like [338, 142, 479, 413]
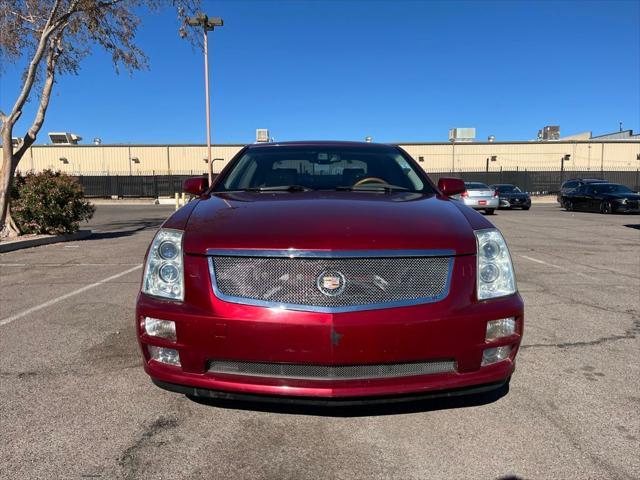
[353, 177, 388, 187]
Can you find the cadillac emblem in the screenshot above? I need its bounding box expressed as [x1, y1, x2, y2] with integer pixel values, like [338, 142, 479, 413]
[316, 270, 346, 297]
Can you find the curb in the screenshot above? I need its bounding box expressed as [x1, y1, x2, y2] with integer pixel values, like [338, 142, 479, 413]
[90, 199, 159, 205]
[0, 229, 92, 253]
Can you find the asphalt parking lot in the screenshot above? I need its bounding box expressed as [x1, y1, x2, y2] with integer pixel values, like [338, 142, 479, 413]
[1, 203, 639, 479]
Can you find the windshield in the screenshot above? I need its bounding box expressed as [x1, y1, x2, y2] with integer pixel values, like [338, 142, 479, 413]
[593, 184, 632, 194]
[214, 145, 433, 193]
[465, 182, 489, 190]
[494, 185, 521, 193]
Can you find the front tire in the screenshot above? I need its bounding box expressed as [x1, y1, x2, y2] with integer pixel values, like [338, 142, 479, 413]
[600, 201, 613, 214]
[485, 208, 495, 215]
[565, 200, 573, 211]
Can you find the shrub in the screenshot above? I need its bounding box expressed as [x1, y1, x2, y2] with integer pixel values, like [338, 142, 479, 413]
[11, 170, 95, 235]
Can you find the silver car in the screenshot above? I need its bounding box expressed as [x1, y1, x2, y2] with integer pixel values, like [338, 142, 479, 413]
[461, 182, 499, 215]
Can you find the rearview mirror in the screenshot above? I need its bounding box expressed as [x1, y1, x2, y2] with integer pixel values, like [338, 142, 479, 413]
[438, 177, 466, 197]
[183, 177, 208, 196]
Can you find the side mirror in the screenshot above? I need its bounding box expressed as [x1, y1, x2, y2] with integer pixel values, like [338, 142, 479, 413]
[438, 177, 466, 197]
[183, 177, 208, 196]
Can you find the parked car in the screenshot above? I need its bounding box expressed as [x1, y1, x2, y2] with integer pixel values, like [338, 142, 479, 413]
[564, 183, 640, 214]
[557, 178, 607, 206]
[136, 141, 523, 404]
[460, 182, 499, 215]
[489, 184, 531, 210]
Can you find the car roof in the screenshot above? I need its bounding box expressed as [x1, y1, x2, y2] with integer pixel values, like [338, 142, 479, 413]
[565, 178, 607, 183]
[245, 140, 396, 150]
[490, 184, 515, 187]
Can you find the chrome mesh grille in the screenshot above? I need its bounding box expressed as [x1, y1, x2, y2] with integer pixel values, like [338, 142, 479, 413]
[210, 254, 452, 311]
[208, 359, 456, 380]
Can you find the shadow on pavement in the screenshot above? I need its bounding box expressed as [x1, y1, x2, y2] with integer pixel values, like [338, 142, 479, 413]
[186, 383, 509, 417]
[80, 218, 165, 241]
[87, 227, 148, 241]
[624, 224, 640, 230]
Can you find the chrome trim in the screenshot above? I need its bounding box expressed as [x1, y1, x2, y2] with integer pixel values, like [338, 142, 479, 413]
[205, 248, 455, 258]
[207, 251, 454, 313]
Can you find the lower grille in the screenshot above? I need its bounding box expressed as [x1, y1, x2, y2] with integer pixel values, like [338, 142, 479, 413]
[207, 359, 456, 380]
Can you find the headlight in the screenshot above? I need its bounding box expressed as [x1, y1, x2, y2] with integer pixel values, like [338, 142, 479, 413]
[475, 228, 516, 300]
[142, 229, 184, 300]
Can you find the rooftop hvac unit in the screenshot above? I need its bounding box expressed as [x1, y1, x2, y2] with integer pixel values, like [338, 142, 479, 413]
[448, 128, 476, 142]
[48, 132, 82, 145]
[538, 125, 560, 141]
[255, 129, 270, 143]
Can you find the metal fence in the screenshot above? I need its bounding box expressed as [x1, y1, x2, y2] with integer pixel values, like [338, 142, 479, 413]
[76, 173, 211, 198]
[426, 169, 640, 195]
[75, 169, 640, 198]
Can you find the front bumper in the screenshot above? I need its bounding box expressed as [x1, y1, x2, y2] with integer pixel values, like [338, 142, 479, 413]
[614, 201, 640, 213]
[463, 197, 500, 209]
[137, 254, 524, 400]
[151, 377, 510, 406]
[499, 197, 531, 208]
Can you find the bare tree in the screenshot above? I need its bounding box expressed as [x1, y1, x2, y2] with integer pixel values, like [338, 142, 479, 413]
[0, 0, 200, 237]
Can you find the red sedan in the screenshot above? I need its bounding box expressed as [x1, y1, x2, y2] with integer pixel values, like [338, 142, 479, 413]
[136, 141, 523, 405]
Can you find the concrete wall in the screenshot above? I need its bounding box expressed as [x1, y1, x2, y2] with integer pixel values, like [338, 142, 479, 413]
[7, 140, 640, 175]
[400, 141, 640, 172]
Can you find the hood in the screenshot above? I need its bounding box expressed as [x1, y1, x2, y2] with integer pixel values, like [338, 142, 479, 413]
[500, 192, 529, 198]
[183, 191, 483, 255]
[604, 192, 640, 200]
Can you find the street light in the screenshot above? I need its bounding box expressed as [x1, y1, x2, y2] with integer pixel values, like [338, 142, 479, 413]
[185, 13, 223, 186]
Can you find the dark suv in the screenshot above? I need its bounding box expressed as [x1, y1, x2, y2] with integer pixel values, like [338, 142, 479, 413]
[557, 178, 607, 207]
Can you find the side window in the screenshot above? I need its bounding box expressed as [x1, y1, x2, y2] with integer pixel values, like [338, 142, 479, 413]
[564, 181, 577, 189]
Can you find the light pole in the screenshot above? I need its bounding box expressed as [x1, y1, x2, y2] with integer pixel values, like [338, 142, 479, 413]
[450, 139, 456, 172]
[560, 154, 571, 185]
[186, 13, 223, 186]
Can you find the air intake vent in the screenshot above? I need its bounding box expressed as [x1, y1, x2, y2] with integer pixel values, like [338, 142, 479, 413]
[208, 359, 457, 380]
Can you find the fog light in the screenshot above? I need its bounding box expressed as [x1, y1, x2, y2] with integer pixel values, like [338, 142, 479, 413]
[486, 317, 516, 341]
[144, 317, 176, 341]
[481, 345, 511, 366]
[148, 346, 181, 366]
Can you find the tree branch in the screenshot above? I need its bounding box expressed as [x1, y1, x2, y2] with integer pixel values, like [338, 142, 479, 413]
[15, 27, 66, 160]
[8, 9, 37, 25]
[6, 0, 63, 126]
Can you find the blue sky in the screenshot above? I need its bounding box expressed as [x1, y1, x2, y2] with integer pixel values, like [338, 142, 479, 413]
[1, 0, 639, 144]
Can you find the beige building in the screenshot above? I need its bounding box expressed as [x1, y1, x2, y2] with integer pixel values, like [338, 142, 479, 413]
[8, 139, 640, 176]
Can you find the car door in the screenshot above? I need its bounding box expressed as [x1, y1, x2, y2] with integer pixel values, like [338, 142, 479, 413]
[583, 185, 598, 211]
[589, 185, 604, 211]
[571, 185, 588, 210]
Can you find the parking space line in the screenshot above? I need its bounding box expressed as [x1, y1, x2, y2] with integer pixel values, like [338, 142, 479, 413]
[519, 255, 592, 279]
[0, 264, 142, 327]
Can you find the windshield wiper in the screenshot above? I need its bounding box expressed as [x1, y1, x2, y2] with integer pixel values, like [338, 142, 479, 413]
[242, 185, 313, 192]
[335, 184, 410, 193]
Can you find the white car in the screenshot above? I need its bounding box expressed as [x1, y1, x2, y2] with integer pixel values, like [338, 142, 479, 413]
[461, 182, 499, 215]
